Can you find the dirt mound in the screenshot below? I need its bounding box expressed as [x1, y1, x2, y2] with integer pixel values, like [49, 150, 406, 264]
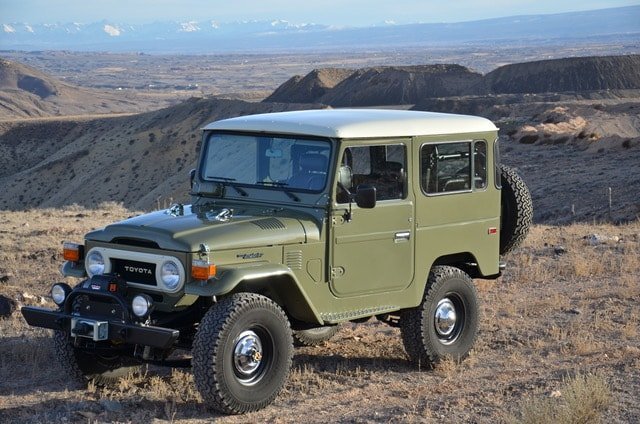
[478, 55, 640, 94]
[320, 65, 482, 107]
[264, 68, 353, 103]
[263, 55, 640, 106]
[264, 64, 483, 107]
[0, 97, 325, 211]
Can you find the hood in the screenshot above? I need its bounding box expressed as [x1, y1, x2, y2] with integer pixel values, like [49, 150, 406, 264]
[85, 204, 319, 252]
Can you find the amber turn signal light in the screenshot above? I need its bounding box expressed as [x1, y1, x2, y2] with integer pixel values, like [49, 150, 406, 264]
[191, 259, 216, 280]
[63, 242, 82, 262]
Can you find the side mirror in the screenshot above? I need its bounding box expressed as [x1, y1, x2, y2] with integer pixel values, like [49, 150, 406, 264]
[355, 185, 376, 209]
[189, 169, 196, 189]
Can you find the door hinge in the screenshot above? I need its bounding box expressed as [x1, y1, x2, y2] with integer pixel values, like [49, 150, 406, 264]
[332, 215, 345, 225]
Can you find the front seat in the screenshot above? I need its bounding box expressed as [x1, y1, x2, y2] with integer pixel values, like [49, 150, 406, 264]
[289, 154, 328, 190]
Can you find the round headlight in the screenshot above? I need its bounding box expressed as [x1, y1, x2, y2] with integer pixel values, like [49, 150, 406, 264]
[51, 283, 71, 306]
[86, 251, 105, 276]
[132, 294, 153, 318]
[161, 260, 180, 290]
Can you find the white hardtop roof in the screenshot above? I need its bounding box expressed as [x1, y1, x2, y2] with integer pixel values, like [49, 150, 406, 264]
[203, 108, 497, 138]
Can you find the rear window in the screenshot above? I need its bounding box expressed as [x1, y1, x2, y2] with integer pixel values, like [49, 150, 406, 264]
[420, 140, 487, 194]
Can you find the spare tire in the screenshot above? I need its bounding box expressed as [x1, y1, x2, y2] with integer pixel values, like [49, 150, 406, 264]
[500, 165, 533, 254]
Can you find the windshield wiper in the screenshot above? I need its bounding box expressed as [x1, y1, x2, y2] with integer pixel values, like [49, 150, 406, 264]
[205, 176, 247, 197]
[255, 181, 300, 202]
[254, 181, 288, 187]
[206, 176, 236, 182]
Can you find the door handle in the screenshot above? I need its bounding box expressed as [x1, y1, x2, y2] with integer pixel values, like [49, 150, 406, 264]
[394, 231, 411, 242]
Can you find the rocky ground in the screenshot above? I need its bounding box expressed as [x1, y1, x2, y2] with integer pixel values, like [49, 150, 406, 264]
[0, 206, 638, 423]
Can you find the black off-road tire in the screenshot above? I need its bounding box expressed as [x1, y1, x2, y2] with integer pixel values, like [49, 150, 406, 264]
[500, 165, 533, 255]
[53, 330, 140, 385]
[400, 266, 479, 368]
[293, 325, 339, 347]
[192, 293, 293, 415]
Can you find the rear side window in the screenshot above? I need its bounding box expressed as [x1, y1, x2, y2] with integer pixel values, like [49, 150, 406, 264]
[420, 141, 487, 194]
[494, 138, 501, 189]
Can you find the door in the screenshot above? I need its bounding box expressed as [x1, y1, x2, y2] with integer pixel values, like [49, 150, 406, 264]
[330, 143, 415, 297]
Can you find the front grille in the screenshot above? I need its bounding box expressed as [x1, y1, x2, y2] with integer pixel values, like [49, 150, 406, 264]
[111, 258, 157, 285]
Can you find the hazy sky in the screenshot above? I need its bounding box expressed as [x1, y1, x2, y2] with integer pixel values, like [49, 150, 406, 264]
[1, 0, 638, 25]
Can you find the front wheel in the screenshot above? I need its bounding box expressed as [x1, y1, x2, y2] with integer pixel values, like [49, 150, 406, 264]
[400, 266, 479, 368]
[192, 293, 293, 414]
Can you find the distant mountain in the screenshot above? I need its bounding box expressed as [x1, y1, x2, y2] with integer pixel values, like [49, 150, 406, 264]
[0, 19, 330, 51]
[1, 6, 639, 52]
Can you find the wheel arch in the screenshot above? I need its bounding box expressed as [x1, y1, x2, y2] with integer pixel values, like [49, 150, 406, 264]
[184, 263, 323, 325]
[431, 252, 482, 279]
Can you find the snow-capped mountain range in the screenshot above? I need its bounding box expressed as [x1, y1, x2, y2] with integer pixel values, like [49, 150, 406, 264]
[1, 19, 328, 38]
[1, 6, 639, 52]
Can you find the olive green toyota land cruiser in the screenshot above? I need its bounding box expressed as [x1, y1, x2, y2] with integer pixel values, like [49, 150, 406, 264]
[22, 109, 532, 414]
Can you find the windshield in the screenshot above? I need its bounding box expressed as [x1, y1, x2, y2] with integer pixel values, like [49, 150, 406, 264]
[201, 132, 332, 192]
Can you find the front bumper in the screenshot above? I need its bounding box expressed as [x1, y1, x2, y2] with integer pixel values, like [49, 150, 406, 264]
[21, 306, 179, 349]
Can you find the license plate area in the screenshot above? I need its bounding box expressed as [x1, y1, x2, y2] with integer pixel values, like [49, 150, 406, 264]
[71, 318, 108, 341]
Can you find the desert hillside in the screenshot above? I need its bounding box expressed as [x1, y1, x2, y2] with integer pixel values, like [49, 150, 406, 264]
[265, 64, 483, 106]
[0, 97, 324, 211]
[0, 58, 183, 119]
[266, 55, 640, 106]
[263, 68, 354, 104]
[477, 55, 640, 94]
[0, 55, 638, 224]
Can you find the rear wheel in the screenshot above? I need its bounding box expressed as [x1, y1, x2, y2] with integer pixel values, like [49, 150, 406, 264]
[400, 266, 479, 368]
[192, 293, 293, 414]
[53, 330, 140, 385]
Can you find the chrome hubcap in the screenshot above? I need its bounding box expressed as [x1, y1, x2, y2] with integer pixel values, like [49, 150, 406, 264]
[434, 298, 457, 338]
[233, 330, 263, 378]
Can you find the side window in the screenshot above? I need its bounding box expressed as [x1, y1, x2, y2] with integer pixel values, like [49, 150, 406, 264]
[421, 141, 488, 194]
[474, 141, 487, 189]
[421, 142, 471, 193]
[494, 138, 501, 189]
[337, 144, 407, 203]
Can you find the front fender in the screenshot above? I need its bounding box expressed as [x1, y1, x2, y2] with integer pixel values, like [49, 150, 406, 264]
[184, 262, 322, 324]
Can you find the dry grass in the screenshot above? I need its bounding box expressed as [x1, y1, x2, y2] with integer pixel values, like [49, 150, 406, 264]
[1, 207, 639, 423]
[514, 373, 612, 424]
